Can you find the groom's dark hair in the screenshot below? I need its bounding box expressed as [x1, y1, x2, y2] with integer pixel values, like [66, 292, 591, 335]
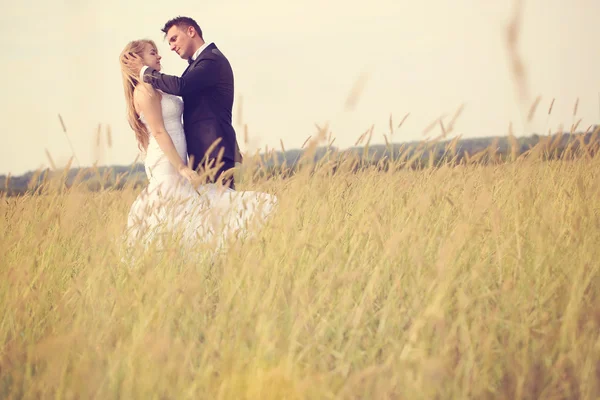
[161, 16, 203, 39]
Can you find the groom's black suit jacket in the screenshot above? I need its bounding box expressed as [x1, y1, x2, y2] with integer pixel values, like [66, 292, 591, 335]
[142, 43, 241, 188]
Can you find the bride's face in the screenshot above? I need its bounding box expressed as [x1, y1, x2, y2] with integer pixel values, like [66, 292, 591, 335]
[142, 44, 162, 71]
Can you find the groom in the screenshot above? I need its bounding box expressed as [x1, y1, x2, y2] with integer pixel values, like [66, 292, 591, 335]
[129, 16, 242, 189]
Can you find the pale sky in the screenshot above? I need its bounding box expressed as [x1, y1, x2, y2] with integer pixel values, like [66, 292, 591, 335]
[1, 0, 599, 175]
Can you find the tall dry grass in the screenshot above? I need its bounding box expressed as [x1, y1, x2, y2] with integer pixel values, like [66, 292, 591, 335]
[1, 131, 600, 399]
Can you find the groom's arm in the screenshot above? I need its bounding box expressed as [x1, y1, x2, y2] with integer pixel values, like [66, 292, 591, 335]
[140, 59, 219, 97]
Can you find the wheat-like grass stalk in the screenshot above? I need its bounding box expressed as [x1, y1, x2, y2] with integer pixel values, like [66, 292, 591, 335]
[58, 113, 80, 167]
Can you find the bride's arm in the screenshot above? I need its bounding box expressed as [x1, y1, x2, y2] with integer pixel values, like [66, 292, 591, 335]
[134, 86, 190, 174]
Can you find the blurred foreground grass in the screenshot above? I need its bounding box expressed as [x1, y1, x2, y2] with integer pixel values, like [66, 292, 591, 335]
[1, 137, 600, 399]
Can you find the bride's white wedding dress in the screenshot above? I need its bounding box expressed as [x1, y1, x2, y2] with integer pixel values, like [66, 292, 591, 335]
[124, 90, 277, 256]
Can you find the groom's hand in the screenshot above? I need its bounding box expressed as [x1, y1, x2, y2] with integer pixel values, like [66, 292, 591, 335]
[122, 52, 144, 76]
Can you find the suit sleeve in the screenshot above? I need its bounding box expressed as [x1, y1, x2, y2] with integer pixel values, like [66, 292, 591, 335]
[143, 58, 219, 96]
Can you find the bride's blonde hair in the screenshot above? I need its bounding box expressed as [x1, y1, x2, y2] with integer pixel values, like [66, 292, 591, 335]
[119, 39, 158, 152]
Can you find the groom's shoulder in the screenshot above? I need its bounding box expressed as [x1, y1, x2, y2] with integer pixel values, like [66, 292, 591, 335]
[203, 43, 228, 60]
[194, 43, 232, 70]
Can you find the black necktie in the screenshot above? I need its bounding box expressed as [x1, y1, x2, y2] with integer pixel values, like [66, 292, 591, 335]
[188, 57, 194, 64]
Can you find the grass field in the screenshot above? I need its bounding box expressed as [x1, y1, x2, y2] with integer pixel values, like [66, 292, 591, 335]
[1, 137, 600, 399]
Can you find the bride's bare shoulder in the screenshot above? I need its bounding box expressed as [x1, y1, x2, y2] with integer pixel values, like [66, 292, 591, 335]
[134, 83, 157, 99]
[133, 84, 161, 110]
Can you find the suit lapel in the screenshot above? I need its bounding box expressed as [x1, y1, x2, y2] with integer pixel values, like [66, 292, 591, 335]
[183, 43, 216, 75]
[182, 63, 193, 77]
[197, 43, 216, 60]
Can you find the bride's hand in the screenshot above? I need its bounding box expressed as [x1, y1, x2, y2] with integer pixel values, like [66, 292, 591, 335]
[178, 165, 198, 183]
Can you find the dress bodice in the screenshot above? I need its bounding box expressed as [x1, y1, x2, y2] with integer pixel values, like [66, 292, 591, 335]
[139, 90, 187, 183]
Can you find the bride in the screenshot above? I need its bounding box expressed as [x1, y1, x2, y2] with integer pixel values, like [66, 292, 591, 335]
[118, 39, 277, 256]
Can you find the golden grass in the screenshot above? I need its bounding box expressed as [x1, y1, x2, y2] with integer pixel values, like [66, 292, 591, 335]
[1, 136, 600, 399]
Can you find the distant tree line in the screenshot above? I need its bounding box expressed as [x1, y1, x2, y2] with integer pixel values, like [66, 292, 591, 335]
[1, 128, 598, 197]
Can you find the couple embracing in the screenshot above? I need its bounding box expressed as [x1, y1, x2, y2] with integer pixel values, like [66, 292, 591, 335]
[119, 16, 277, 253]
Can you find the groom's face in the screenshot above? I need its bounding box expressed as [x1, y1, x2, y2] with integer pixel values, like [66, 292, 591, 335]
[166, 25, 194, 60]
